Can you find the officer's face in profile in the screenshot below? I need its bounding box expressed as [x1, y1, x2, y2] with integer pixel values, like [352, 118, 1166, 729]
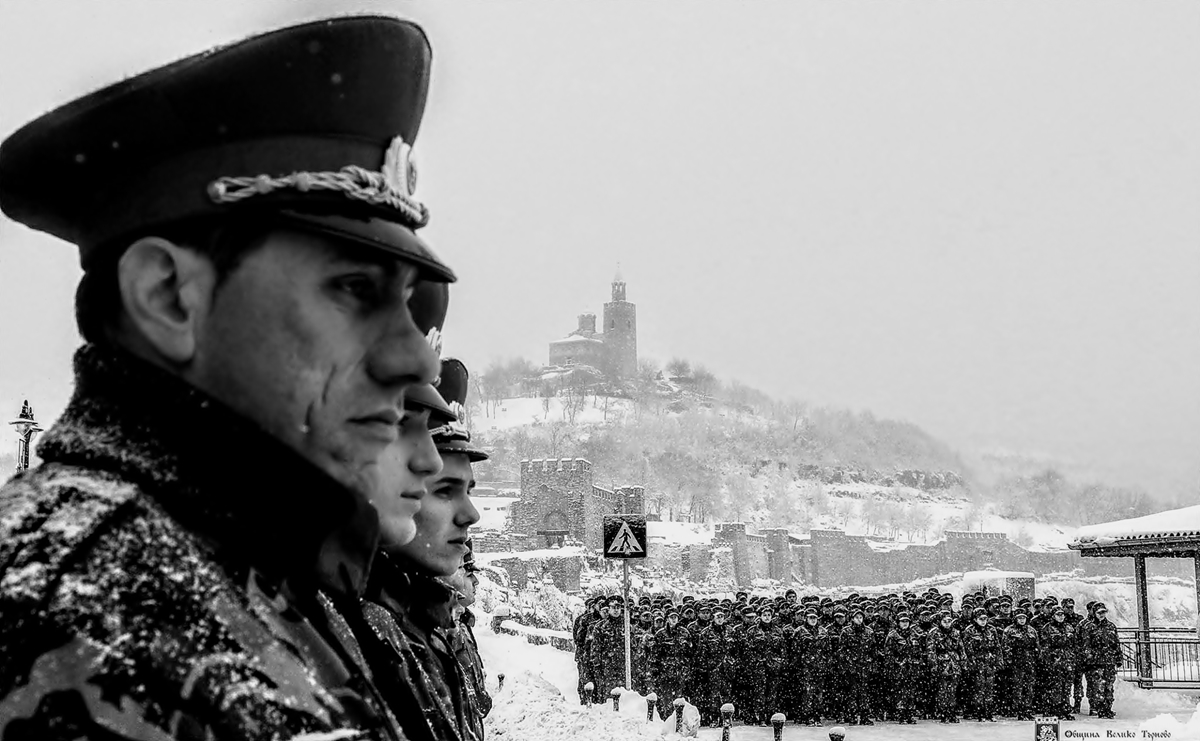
[714, 613, 726, 625]
[394, 452, 479, 574]
[1097, 610, 1108, 622]
[176, 229, 439, 498]
[372, 409, 440, 547]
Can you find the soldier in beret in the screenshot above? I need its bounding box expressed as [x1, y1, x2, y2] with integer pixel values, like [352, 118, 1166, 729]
[0, 16, 454, 741]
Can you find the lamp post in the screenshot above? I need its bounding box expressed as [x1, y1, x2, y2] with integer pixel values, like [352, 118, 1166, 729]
[9, 400, 42, 473]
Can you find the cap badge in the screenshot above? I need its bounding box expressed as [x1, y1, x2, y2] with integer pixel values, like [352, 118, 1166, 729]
[207, 134, 428, 228]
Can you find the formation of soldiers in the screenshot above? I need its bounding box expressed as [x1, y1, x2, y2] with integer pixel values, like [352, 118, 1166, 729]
[573, 587, 1124, 727]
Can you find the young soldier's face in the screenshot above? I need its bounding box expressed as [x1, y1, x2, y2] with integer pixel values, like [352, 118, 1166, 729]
[394, 452, 479, 575]
[372, 409, 440, 547]
[188, 229, 439, 499]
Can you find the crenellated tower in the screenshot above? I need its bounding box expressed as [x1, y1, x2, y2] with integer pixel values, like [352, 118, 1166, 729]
[601, 269, 637, 380]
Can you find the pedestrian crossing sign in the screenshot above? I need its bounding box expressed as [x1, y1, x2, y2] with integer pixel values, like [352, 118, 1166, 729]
[603, 515, 647, 559]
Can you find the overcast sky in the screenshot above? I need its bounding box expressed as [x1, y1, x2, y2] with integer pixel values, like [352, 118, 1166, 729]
[0, 1, 1197, 498]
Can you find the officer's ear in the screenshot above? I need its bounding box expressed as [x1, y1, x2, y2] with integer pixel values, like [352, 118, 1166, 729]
[116, 236, 217, 365]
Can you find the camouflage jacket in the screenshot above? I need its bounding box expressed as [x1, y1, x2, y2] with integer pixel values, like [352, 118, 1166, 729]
[0, 344, 407, 740]
[449, 610, 490, 738]
[362, 555, 472, 741]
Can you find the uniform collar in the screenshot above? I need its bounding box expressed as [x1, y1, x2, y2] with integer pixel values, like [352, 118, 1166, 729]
[38, 343, 380, 598]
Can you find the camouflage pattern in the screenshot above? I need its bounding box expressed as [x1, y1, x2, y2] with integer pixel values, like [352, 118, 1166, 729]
[884, 624, 923, 723]
[1003, 621, 1039, 720]
[1080, 617, 1120, 717]
[363, 556, 476, 741]
[962, 620, 1003, 720]
[587, 614, 628, 697]
[0, 344, 409, 741]
[650, 622, 692, 717]
[1039, 618, 1076, 718]
[927, 623, 965, 723]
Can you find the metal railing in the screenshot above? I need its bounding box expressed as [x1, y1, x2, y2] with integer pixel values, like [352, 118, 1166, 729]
[1117, 627, 1200, 689]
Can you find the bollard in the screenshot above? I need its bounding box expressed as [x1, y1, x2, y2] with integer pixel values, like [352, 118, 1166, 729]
[583, 681, 594, 706]
[646, 693, 658, 722]
[771, 712, 786, 741]
[497, 673, 505, 692]
[720, 703, 735, 741]
[674, 698, 686, 734]
[610, 687, 622, 713]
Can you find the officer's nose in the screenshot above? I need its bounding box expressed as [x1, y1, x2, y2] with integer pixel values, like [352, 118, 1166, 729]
[409, 425, 443, 479]
[368, 304, 439, 394]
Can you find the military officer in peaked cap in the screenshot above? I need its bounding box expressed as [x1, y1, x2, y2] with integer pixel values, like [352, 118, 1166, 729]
[0, 16, 457, 741]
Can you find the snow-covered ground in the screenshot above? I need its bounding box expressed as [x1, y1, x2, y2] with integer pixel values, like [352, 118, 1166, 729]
[475, 396, 637, 431]
[477, 601, 1200, 739]
[474, 496, 518, 531]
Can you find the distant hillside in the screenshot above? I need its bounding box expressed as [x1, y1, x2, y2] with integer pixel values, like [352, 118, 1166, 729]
[467, 357, 1166, 530]
[468, 360, 968, 524]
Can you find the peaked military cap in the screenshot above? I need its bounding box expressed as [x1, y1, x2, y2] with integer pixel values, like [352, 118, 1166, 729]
[428, 358, 488, 461]
[0, 16, 455, 284]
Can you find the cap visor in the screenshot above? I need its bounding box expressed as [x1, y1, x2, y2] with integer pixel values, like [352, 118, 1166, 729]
[406, 383, 455, 421]
[277, 210, 455, 282]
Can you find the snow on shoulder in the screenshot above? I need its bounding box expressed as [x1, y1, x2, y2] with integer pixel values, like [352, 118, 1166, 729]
[1072, 503, 1200, 547]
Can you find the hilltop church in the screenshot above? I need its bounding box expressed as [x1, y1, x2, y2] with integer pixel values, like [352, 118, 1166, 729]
[548, 274, 637, 381]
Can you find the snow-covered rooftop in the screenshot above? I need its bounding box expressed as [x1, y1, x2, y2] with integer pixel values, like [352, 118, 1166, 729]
[1071, 504, 1200, 548]
[548, 335, 603, 345]
[963, 569, 1035, 582]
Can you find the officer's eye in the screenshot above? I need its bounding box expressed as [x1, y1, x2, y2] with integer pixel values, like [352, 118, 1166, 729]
[333, 274, 381, 304]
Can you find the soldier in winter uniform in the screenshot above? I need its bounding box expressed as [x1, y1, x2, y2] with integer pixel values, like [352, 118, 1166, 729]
[0, 16, 457, 741]
[573, 597, 605, 703]
[837, 609, 875, 726]
[651, 610, 693, 718]
[791, 608, 828, 726]
[928, 612, 965, 723]
[1061, 597, 1085, 713]
[962, 607, 1002, 721]
[1040, 605, 1077, 720]
[362, 358, 487, 741]
[589, 598, 629, 698]
[694, 608, 732, 726]
[1003, 609, 1040, 720]
[1080, 603, 1121, 718]
[885, 611, 923, 724]
[447, 561, 492, 740]
[632, 608, 656, 694]
[744, 604, 786, 726]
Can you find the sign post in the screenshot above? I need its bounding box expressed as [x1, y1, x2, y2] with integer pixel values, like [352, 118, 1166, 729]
[603, 514, 648, 694]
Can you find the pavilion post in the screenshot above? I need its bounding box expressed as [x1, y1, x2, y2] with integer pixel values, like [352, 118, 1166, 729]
[1134, 554, 1152, 684]
[1194, 552, 1200, 639]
